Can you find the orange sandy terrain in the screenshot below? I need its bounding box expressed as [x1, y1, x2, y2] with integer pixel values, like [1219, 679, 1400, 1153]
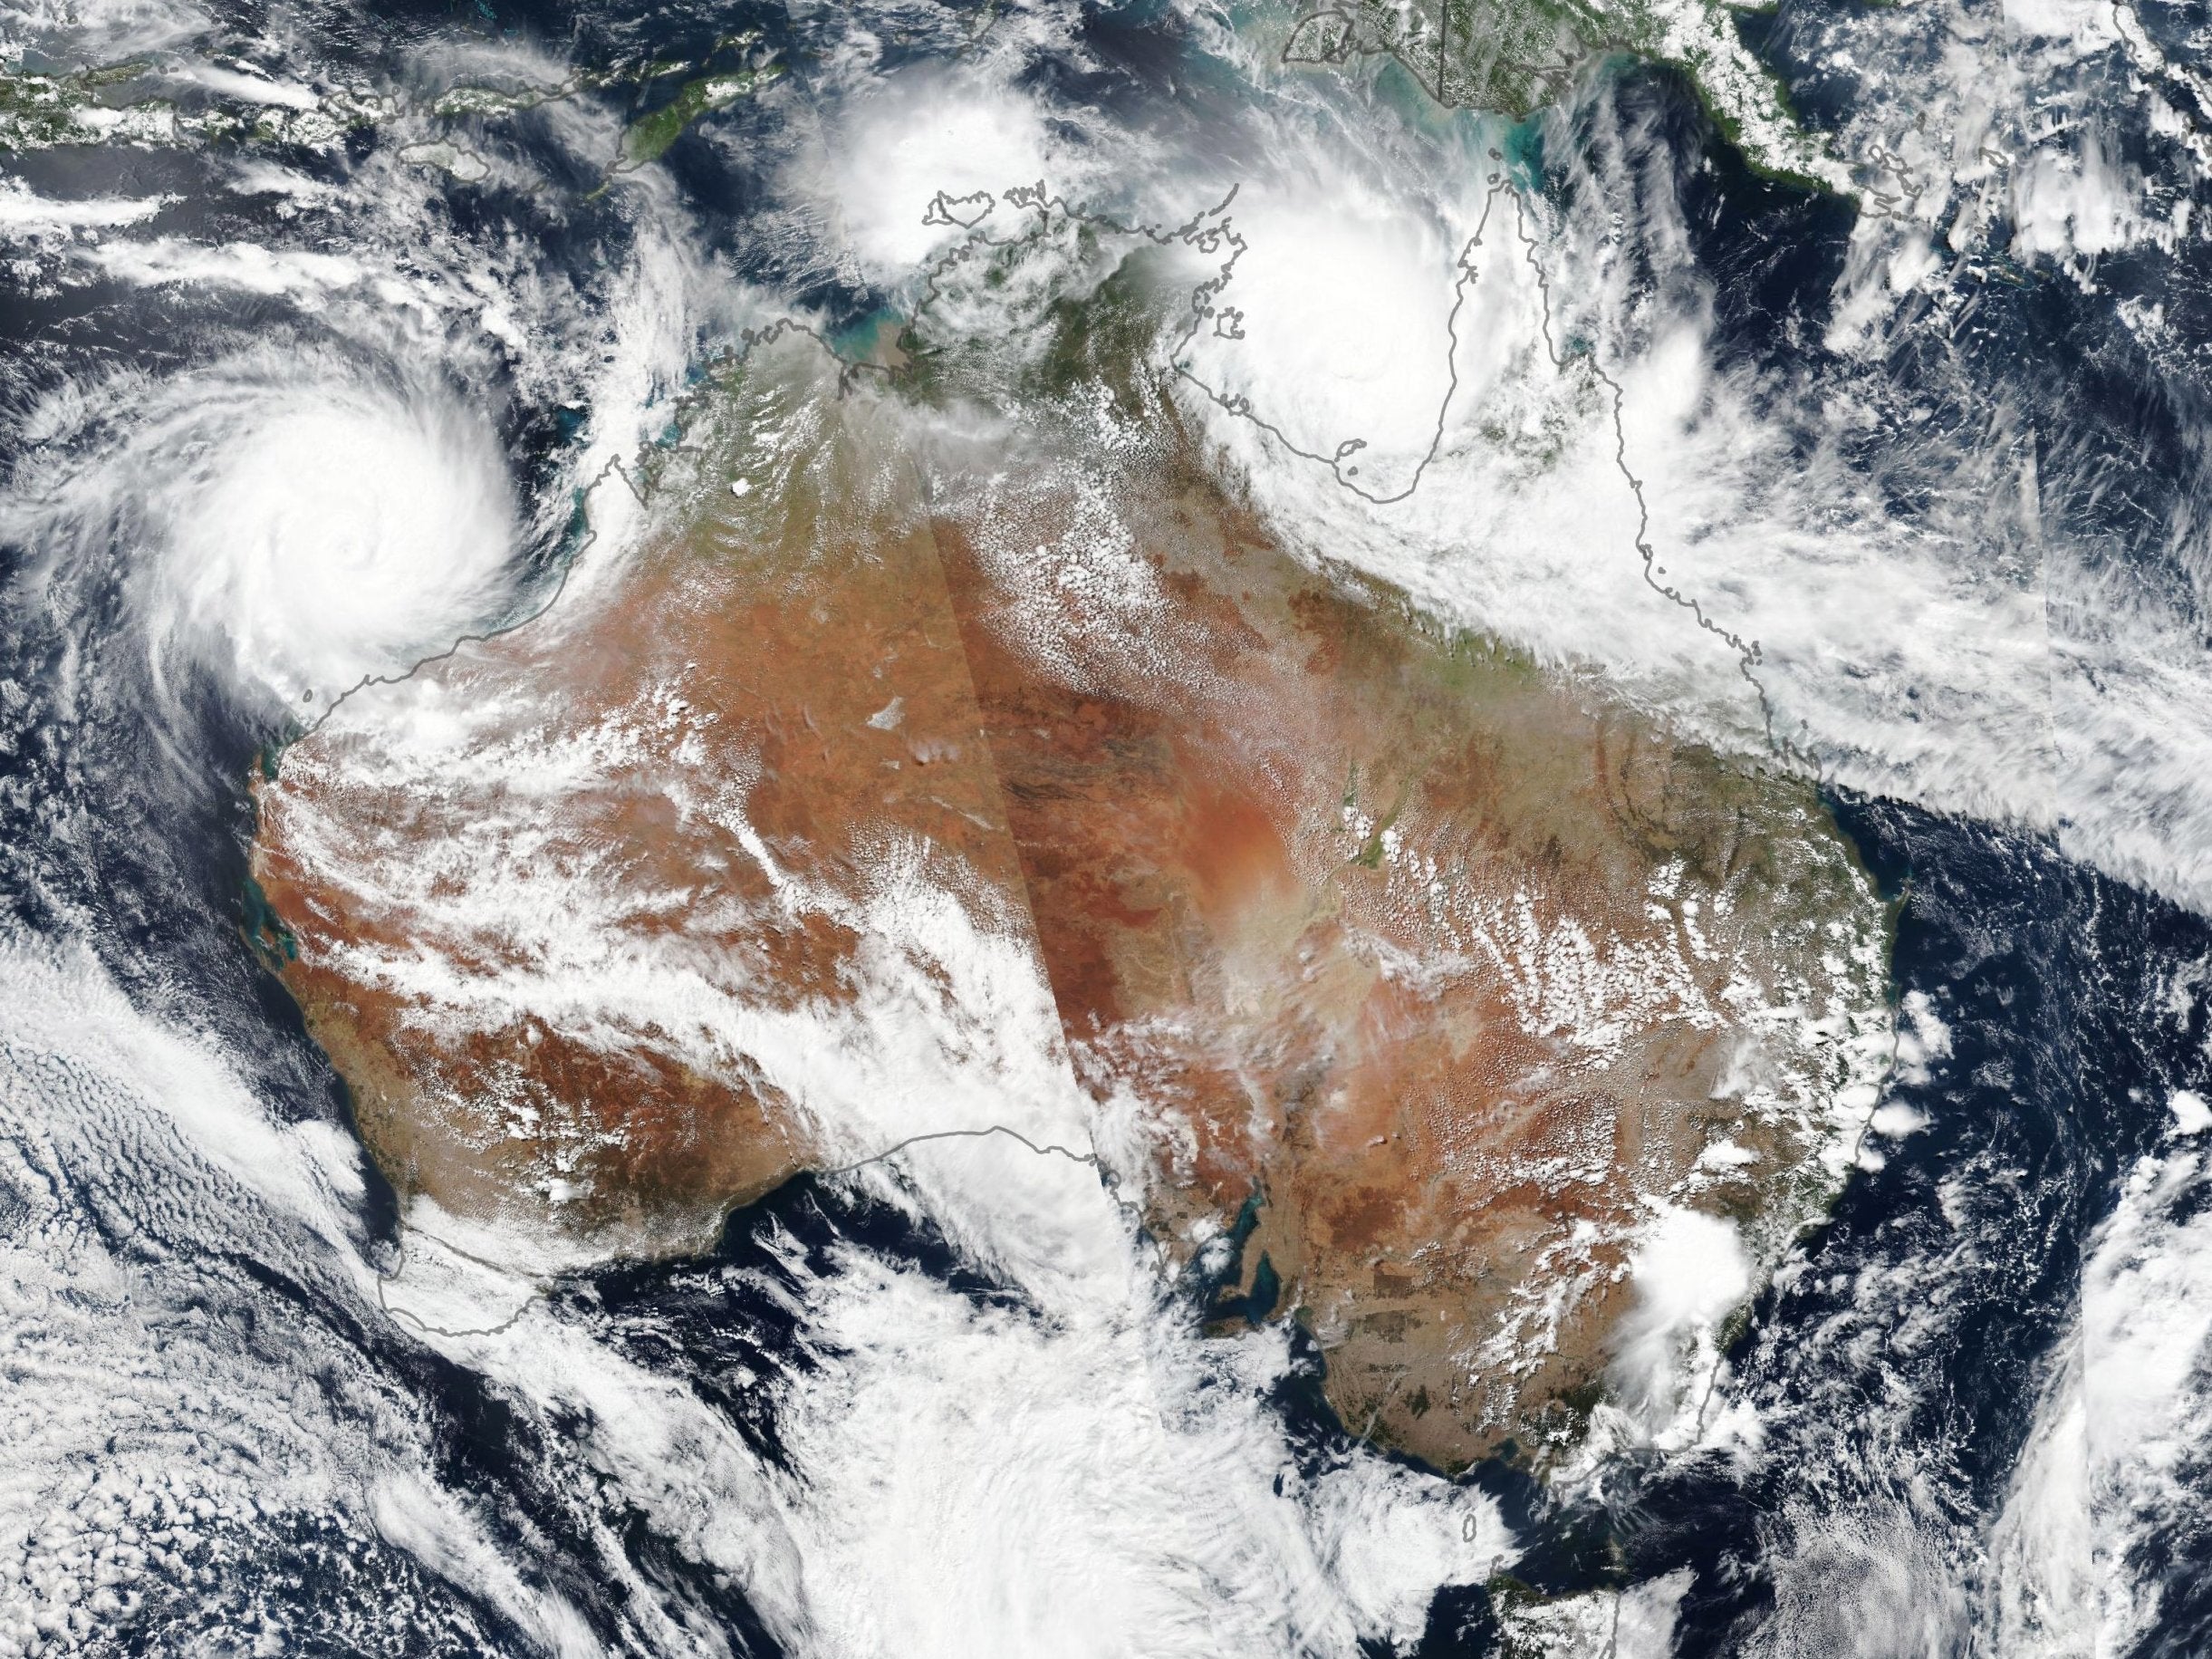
[251, 410, 1025, 1249]
[934, 455, 1885, 1463]
[252, 352, 1887, 1461]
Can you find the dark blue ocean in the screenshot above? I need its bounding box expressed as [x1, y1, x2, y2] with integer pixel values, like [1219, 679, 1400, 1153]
[4, 0, 2211, 1650]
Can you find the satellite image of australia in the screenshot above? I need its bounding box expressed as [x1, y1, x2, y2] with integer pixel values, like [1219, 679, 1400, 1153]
[4, 0, 2212, 1651]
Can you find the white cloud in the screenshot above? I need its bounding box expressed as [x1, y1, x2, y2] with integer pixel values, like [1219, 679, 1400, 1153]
[0, 180, 168, 240]
[1608, 1203, 1753, 1443]
[1992, 1146, 2212, 1652]
[135, 368, 520, 708]
[797, 69, 1075, 281]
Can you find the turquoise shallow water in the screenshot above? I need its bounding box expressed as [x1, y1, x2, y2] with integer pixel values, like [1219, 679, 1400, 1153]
[3, 0, 2212, 1651]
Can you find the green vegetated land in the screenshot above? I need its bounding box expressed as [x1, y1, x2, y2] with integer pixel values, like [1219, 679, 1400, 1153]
[1284, 0, 1837, 189]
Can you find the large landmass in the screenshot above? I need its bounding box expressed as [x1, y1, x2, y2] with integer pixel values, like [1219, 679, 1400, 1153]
[1279, 0, 1843, 189]
[250, 256, 1890, 1467]
[0, 3, 1836, 207]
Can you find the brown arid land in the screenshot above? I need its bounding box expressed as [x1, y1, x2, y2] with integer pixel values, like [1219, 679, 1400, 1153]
[251, 333, 1890, 1468]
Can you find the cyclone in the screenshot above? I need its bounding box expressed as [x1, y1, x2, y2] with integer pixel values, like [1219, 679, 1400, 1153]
[2, 0, 2212, 1654]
